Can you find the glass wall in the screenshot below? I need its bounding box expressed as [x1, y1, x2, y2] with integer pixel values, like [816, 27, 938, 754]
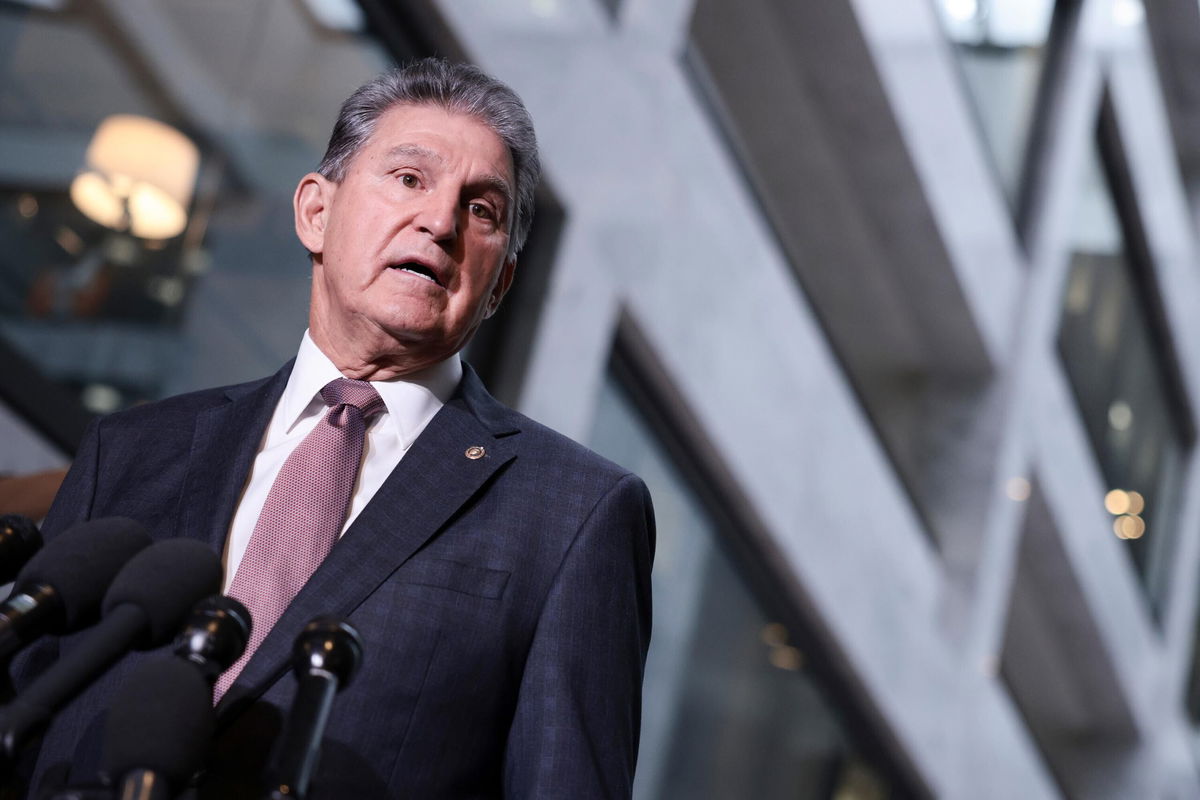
[0, 0, 401, 421]
[590, 369, 900, 800]
[934, 0, 1066, 209]
[1056, 128, 1189, 618]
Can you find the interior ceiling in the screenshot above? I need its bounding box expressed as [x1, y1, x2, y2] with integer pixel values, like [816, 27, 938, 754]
[0, 0, 389, 190]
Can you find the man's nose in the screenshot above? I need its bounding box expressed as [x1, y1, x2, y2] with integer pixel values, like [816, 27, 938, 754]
[415, 192, 459, 243]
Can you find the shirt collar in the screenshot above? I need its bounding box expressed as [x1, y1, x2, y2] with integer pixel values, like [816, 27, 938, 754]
[280, 331, 462, 450]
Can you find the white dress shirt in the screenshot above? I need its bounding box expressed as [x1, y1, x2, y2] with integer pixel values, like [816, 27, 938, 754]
[221, 331, 462, 593]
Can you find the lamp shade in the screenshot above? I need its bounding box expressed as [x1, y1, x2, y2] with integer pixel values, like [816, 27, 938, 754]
[69, 115, 199, 240]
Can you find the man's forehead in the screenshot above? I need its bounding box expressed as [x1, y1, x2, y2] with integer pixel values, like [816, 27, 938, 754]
[373, 104, 505, 155]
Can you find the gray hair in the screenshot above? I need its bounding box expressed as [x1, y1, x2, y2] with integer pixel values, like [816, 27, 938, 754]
[318, 58, 540, 260]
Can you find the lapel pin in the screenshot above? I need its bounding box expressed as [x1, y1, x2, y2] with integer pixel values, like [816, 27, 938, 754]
[465, 445, 486, 460]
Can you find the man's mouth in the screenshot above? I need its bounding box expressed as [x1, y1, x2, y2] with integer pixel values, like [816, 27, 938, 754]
[390, 261, 443, 287]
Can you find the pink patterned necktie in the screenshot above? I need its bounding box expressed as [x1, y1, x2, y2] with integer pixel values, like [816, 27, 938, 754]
[214, 378, 385, 701]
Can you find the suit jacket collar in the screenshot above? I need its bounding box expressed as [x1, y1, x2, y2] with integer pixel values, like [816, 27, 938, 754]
[180, 363, 293, 556]
[213, 363, 521, 716]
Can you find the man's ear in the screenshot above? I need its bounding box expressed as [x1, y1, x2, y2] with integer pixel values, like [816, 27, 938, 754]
[485, 258, 518, 319]
[294, 172, 333, 254]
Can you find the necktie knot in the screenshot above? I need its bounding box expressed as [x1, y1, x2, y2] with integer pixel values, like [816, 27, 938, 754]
[321, 378, 385, 420]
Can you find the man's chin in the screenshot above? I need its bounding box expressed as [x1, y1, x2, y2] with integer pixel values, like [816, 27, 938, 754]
[364, 322, 460, 366]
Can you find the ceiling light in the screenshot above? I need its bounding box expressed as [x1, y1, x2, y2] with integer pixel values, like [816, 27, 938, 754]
[70, 115, 199, 240]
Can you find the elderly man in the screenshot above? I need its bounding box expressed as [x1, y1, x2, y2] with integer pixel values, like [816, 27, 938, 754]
[24, 59, 654, 799]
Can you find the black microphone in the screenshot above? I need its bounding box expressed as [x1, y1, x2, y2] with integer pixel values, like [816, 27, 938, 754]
[0, 515, 42, 585]
[0, 517, 151, 664]
[74, 596, 249, 800]
[0, 538, 222, 760]
[173, 595, 252, 685]
[266, 617, 363, 800]
[100, 657, 214, 800]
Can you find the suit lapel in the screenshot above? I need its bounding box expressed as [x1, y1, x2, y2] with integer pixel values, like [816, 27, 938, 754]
[218, 366, 521, 711]
[179, 364, 292, 553]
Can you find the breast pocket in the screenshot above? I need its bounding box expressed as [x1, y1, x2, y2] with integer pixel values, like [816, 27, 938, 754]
[395, 557, 510, 600]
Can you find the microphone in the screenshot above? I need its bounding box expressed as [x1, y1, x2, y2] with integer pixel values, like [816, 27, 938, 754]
[100, 658, 214, 800]
[0, 515, 42, 585]
[173, 595, 252, 685]
[0, 517, 151, 664]
[0, 538, 222, 760]
[266, 617, 363, 800]
[66, 596, 249, 800]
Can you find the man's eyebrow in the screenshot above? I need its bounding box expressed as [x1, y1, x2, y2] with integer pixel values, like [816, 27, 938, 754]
[470, 174, 513, 207]
[384, 143, 445, 163]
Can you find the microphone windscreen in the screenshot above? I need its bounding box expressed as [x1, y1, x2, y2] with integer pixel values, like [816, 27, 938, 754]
[15, 517, 151, 630]
[102, 539, 223, 645]
[101, 657, 214, 788]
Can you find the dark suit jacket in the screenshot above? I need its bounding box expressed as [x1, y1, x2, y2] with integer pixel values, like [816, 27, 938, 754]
[19, 362, 655, 799]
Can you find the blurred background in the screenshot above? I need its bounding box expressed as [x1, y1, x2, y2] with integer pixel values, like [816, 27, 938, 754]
[2, 0, 1199, 797]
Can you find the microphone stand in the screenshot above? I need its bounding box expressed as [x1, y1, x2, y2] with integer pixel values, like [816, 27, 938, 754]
[266, 618, 362, 800]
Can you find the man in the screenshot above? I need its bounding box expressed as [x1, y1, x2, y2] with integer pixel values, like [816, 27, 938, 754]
[23, 59, 654, 798]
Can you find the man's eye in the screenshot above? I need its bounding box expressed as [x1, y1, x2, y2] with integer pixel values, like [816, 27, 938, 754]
[400, 174, 419, 188]
[469, 202, 495, 220]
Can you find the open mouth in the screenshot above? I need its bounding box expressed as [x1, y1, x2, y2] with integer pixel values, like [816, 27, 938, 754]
[390, 261, 442, 287]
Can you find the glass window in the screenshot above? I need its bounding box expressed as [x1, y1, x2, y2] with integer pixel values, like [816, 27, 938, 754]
[1056, 131, 1189, 618]
[934, 0, 1065, 208]
[1184, 615, 1200, 729]
[0, 2, 403, 415]
[590, 369, 901, 800]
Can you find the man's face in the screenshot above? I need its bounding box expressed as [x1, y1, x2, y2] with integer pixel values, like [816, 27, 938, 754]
[297, 103, 517, 375]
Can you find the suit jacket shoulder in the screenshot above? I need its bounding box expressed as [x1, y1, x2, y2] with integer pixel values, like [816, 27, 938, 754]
[105, 370, 282, 428]
[41, 363, 292, 543]
[458, 364, 641, 497]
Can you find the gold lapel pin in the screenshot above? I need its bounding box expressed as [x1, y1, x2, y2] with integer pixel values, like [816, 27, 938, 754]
[465, 445, 486, 460]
